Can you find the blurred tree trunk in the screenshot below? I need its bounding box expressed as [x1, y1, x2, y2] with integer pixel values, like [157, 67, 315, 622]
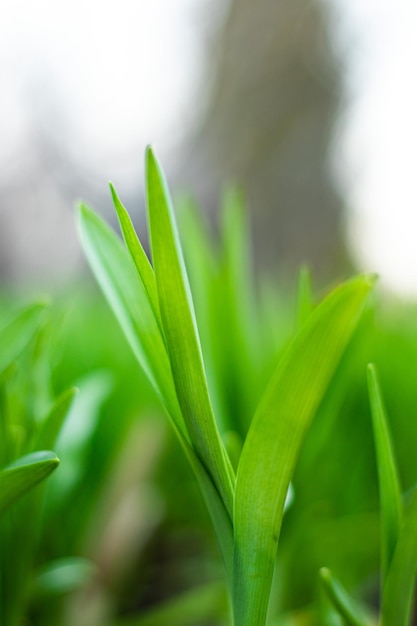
[178, 0, 349, 280]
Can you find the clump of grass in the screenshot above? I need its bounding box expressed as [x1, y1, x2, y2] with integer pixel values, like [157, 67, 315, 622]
[321, 364, 417, 626]
[0, 301, 62, 624]
[78, 146, 374, 626]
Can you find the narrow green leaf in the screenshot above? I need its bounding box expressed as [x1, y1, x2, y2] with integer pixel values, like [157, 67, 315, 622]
[320, 568, 370, 626]
[219, 185, 260, 434]
[109, 182, 161, 325]
[35, 387, 78, 450]
[233, 275, 375, 626]
[0, 301, 48, 374]
[0, 451, 59, 515]
[220, 186, 252, 298]
[77, 203, 187, 438]
[367, 363, 402, 580]
[382, 486, 417, 626]
[111, 581, 228, 626]
[78, 201, 233, 574]
[145, 146, 234, 516]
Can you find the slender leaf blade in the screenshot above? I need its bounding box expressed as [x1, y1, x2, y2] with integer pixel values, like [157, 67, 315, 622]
[77, 203, 186, 437]
[367, 363, 402, 580]
[35, 387, 78, 450]
[145, 146, 234, 516]
[78, 201, 233, 573]
[0, 301, 48, 374]
[320, 568, 371, 626]
[0, 451, 59, 515]
[109, 182, 161, 325]
[233, 275, 375, 626]
[382, 486, 417, 626]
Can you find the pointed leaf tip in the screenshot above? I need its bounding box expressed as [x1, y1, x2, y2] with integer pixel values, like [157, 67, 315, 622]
[319, 567, 370, 626]
[0, 451, 60, 516]
[367, 361, 402, 581]
[145, 146, 234, 517]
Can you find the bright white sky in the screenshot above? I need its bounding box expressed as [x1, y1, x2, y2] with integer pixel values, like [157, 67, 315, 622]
[0, 0, 416, 295]
[332, 0, 417, 296]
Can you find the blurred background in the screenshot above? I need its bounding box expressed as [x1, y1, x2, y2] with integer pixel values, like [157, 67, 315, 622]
[2, 2, 417, 625]
[1, 0, 416, 294]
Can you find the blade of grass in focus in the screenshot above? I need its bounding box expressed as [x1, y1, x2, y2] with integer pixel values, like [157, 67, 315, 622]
[233, 275, 375, 626]
[78, 183, 235, 578]
[77, 203, 187, 438]
[145, 146, 234, 517]
[110, 182, 161, 325]
[78, 148, 376, 625]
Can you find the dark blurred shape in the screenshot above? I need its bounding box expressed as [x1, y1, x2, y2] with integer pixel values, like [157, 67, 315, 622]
[177, 0, 349, 279]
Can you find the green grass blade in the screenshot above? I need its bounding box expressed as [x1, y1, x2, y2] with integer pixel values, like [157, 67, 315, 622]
[219, 186, 260, 434]
[320, 568, 371, 626]
[0, 301, 48, 374]
[77, 203, 186, 437]
[382, 486, 417, 626]
[145, 146, 234, 516]
[233, 275, 375, 626]
[109, 182, 161, 325]
[367, 363, 402, 580]
[0, 451, 59, 515]
[35, 387, 78, 450]
[78, 200, 233, 573]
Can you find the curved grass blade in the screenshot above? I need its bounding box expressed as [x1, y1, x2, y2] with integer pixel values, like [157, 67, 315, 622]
[145, 146, 234, 516]
[77, 204, 186, 438]
[78, 202, 232, 573]
[382, 486, 417, 626]
[109, 182, 161, 327]
[0, 451, 59, 515]
[35, 387, 78, 450]
[320, 568, 371, 626]
[219, 186, 260, 434]
[233, 275, 375, 626]
[0, 301, 48, 374]
[367, 363, 402, 580]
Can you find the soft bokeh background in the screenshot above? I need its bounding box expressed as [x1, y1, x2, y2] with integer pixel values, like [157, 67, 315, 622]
[1, 0, 416, 294]
[2, 3, 417, 625]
